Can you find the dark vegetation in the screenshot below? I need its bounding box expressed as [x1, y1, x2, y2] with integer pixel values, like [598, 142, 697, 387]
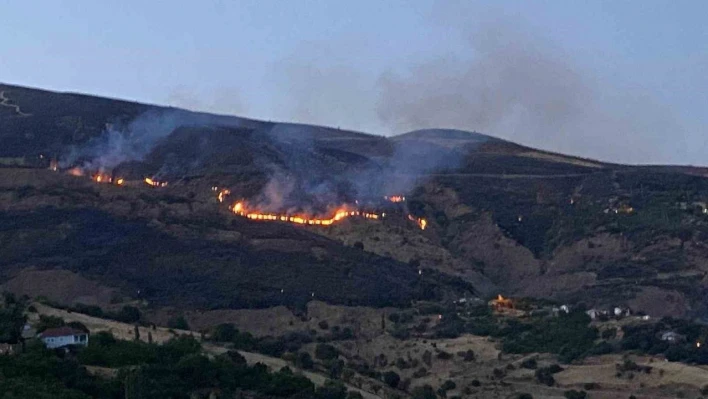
[0, 297, 357, 399]
[12, 331, 357, 399]
[0, 293, 26, 344]
[0, 207, 440, 310]
[502, 311, 597, 363]
[620, 317, 708, 364]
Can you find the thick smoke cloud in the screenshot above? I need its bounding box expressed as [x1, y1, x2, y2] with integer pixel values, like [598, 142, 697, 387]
[374, 21, 687, 164]
[265, 16, 688, 165]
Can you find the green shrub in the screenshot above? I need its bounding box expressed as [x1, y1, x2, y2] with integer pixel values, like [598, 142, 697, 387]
[383, 371, 400, 388]
[167, 315, 189, 330]
[315, 344, 338, 361]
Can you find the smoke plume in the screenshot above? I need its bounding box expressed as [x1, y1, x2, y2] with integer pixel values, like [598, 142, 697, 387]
[374, 20, 687, 164]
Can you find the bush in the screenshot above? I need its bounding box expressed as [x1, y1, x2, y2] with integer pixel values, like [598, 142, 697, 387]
[563, 390, 587, 399]
[35, 315, 64, 333]
[440, 380, 456, 391]
[436, 351, 453, 360]
[167, 315, 190, 330]
[383, 371, 401, 388]
[315, 344, 339, 361]
[583, 382, 599, 390]
[211, 323, 238, 342]
[701, 384, 708, 396]
[412, 367, 428, 378]
[411, 385, 436, 399]
[422, 350, 432, 367]
[535, 367, 557, 386]
[315, 379, 347, 399]
[460, 349, 475, 362]
[296, 351, 315, 370]
[517, 394, 533, 399]
[521, 358, 537, 369]
[318, 320, 330, 330]
[113, 305, 141, 323]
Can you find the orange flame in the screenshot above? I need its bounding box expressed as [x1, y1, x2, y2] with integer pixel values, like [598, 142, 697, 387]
[217, 189, 230, 203]
[93, 172, 113, 184]
[144, 177, 168, 187]
[231, 201, 380, 226]
[408, 214, 427, 230]
[385, 195, 406, 203]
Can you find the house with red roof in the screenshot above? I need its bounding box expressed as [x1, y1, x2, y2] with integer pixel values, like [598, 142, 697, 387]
[38, 326, 89, 349]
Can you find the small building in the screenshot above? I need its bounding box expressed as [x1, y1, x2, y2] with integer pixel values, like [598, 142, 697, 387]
[38, 327, 89, 349]
[660, 331, 685, 343]
[614, 307, 631, 317]
[20, 324, 36, 340]
[586, 309, 603, 320]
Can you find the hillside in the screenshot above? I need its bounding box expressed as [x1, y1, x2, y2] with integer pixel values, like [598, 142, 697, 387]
[2, 82, 708, 321]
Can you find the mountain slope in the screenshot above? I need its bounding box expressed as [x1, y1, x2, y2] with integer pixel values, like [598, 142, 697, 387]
[3, 82, 708, 318]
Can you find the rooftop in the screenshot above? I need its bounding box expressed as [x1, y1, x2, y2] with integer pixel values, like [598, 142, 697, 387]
[39, 326, 87, 338]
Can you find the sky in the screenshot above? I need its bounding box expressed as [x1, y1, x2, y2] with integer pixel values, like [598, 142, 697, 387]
[0, 0, 706, 165]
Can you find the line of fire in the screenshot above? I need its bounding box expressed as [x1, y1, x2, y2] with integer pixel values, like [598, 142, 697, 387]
[48, 161, 427, 230]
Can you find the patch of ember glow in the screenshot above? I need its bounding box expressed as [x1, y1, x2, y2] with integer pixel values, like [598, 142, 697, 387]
[408, 214, 427, 230]
[91, 172, 124, 186]
[385, 195, 406, 203]
[217, 189, 230, 203]
[144, 177, 168, 187]
[68, 167, 84, 177]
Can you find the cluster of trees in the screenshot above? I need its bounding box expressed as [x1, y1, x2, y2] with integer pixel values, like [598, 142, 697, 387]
[210, 323, 315, 357]
[502, 311, 597, 363]
[4, 327, 363, 399]
[620, 317, 708, 364]
[0, 341, 121, 399]
[0, 293, 26, 344]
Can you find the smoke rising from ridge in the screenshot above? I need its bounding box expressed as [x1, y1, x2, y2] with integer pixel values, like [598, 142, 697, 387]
[375, 20, 687, 164]
[266, 17, 688, 165]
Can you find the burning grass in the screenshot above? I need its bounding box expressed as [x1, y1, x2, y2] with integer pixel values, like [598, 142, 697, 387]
[231, 201, 380, 226]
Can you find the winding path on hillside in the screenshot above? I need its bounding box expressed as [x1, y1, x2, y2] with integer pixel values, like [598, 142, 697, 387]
[0, 90, 31, 116]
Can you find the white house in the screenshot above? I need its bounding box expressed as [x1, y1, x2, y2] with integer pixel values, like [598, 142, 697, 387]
[660, 331, 685, 343]
[38, 326, 89, 349]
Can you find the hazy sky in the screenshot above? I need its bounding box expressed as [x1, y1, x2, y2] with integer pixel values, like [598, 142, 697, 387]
[1, 1, 706, 165]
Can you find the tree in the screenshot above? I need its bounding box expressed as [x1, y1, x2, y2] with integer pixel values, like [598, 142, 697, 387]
[563, 390, 587, 399]
[167, 315, 189, 330]
[440, 380, 456, 391]
[347, 392, 364, 399]
[296, 351, 314, 370]
[134, 325, 140, 341]
[383, 371, 400, 388]
[315, 344, 338, 361]
[211, 323, 237, 342]
[35, 315, 64, 333]
[316, 380, 347, 399]
[411, 385, 436, 399]
[147, 331, 153, 344]
[115, 306, 141, 323]
[67, 321, 89, 333]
